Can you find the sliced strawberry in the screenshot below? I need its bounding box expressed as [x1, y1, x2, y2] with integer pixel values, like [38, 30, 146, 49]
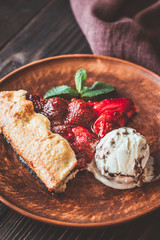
[64, 99, 98, 128]
[93, 98, 136, 118]
[71, 126, 99, 168]
[41, 97, 68, 125]
[93, 111, 128, 138]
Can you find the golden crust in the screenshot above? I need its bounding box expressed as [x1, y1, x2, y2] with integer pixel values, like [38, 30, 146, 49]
[0, 90, 77, 191]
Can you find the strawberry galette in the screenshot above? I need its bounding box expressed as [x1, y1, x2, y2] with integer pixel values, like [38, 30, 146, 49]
[0, 69, 137, 192]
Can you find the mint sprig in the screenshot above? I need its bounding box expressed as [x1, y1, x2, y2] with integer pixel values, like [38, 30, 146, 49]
[81, 82, 115, 98]
[44, 69, 115, 99]
[75, 68, 87, 93]
[44, 85, 78, 99]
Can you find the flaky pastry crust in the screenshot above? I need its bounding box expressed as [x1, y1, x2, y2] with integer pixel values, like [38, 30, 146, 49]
[0, 90, 77, 191]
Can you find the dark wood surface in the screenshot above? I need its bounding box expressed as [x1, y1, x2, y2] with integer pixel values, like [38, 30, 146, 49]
[0, 0, 160, 239]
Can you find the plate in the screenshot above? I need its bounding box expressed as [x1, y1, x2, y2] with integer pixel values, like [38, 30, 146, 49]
[0, 54, 160, 227]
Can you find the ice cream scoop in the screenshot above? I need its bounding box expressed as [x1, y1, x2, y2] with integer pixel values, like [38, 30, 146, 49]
[87, 127, 153, 189]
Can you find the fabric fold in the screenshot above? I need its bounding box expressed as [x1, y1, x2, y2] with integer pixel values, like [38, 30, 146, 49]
[70, 0, 160, 75]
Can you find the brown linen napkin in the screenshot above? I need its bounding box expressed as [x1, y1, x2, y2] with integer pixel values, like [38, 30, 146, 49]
[70, 0, 160, 75]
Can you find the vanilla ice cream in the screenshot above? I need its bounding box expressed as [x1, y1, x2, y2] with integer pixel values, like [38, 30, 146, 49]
[87, 127, 153, 189]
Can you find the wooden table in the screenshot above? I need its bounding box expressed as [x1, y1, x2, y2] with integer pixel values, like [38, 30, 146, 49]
[0, 1, 160, 239]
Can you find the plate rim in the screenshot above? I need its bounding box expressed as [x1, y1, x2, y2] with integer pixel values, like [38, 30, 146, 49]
[0, 54, 160, 228]
[0, 54, 159, 84]
[0, 193, 160, 228]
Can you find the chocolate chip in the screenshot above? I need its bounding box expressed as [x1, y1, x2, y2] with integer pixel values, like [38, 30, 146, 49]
[138, 157, 144, 164]
[123, 129, 129, 135]
[141, 143, 147, 150]
[108, 173, 115, 177]
[111, 138, 116, 147]
[134, 160, 143, 175]
[134, 164, 141, 174]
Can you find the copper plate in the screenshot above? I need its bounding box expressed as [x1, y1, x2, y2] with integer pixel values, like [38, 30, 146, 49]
[0, 54, 160, 227]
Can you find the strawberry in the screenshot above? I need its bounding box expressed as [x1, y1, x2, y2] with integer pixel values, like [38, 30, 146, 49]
[64, 99, 98, 128]
[42, 97, 68, 125]
[26, 93, 46, 112]
[93, 111, 128, 138]
[71, 126, 99, 168]
[52, 125, 99, 169]
[51, 125, 74, 142]
[93, 98, 136, 118]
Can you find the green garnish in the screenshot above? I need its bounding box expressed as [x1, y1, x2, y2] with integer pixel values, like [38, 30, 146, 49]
[75, 68, 87, 93]
[44, 69, 115, 99]
[44, 85, 78, 99]
[81, 82, 115, 98]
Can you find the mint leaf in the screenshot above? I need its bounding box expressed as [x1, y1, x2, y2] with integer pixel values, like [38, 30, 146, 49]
[44, 85, 78, 99]
[75, 68, 87, 93]
[81, 82, 115, 98]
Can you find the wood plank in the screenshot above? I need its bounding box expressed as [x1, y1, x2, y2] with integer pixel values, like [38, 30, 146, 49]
[0, 0, 91, 79]
[1, 203, 160, 240]
[0, 0, 50, 49]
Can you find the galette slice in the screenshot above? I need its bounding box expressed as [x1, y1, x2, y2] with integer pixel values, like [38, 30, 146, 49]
[0, 90, 77, 192]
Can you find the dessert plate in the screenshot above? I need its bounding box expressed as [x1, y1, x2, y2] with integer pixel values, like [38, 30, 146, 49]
[0, 54, 160, 227]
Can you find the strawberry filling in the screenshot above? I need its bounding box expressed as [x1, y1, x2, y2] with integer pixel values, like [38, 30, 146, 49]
[26, 94, 136, 169]
[41, 97, 68, 125]
[64, 98, 98, 128]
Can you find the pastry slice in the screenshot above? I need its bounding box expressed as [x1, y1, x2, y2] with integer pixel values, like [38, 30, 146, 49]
[0, 90, 77, 192]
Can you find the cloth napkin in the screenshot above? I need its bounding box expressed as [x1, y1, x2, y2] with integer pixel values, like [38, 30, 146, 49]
[70, 0, 160, 75]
